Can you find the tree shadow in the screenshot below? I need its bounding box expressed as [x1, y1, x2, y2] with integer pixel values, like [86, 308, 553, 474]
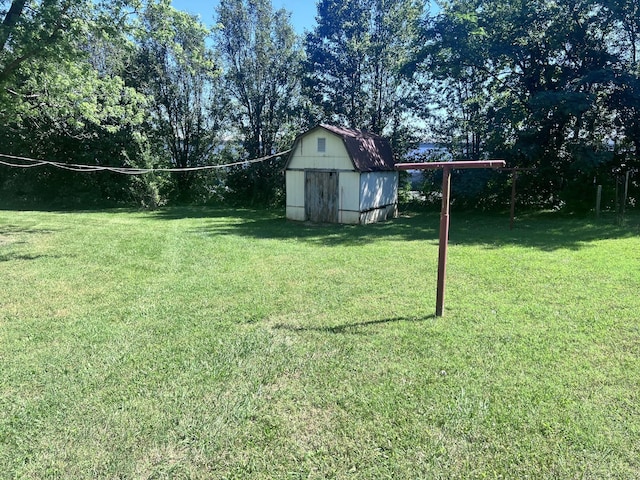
[0, 253, 52, 262]
[150, 206, 639, 251]
[0, 224, 55, 236]
[152, 206, 439, 246]
[272, 314, 437, 335]
[450, 210, 640, 251]
[0, 225, 59, 261]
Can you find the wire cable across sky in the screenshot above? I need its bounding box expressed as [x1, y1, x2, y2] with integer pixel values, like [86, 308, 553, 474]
[0, 150, 291, 175]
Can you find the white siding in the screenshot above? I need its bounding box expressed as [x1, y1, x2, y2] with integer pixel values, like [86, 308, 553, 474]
[287, 130, 354, 171]
[286, 170, 305, 207]
[360, 204, 398, 224]
[337, 171, 361, 224]
[286, 170, 306, 221]
[339, 171, 360, 212]
[360, 172, 399, 210]
[286, 206, 306, 221]
[339, 211, 361, 224]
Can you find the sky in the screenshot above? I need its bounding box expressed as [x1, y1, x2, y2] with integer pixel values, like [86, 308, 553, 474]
[170, 1, 319, 33]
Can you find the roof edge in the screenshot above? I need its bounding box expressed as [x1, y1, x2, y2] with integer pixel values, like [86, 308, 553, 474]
[285, 124, 396, 172]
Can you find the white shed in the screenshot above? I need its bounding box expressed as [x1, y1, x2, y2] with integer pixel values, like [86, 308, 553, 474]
[285, 124, 398, 224]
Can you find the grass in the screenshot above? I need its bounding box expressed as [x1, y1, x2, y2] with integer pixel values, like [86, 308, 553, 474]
[1, 206, 639, 479]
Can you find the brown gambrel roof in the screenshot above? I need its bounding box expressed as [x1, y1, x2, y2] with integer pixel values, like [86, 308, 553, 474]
[287, 124, 396, 172]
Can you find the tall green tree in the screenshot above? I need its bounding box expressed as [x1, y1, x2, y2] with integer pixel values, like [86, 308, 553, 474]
[214, 0, 302, 205]
[304, 0, 426, 148]
[0, 0, 149, 206]
[134, 0, 223, 202]
[606, 0, 640, 171]
[1, 0, 81, 85]
[215, 0, 302, 159]
[415, 10, 492, 160]
[416, 0, 636, 209]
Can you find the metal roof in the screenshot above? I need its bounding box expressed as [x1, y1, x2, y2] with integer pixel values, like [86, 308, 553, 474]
[286, 124, 396, 172]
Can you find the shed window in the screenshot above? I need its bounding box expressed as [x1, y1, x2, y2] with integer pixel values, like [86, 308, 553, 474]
[317, 137, 326, 153]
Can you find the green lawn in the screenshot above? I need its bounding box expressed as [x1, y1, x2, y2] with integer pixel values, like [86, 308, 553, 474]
[1, 207, 639, 479]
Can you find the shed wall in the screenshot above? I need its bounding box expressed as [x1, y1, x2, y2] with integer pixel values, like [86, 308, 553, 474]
[360, 204, 398, 224]
[339, 171, 360, 212]
[285, 127, 397, 224]
[360, 172, 399, 211]
[335, 171, 361, 224]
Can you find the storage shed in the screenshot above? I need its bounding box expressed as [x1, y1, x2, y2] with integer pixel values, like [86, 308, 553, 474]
[285, 124, 398, 224]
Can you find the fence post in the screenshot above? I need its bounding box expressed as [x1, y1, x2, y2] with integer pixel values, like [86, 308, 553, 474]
[622, 171, 630, 219]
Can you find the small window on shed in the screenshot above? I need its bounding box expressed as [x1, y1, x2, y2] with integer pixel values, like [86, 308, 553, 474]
[317, 137, 326, 153]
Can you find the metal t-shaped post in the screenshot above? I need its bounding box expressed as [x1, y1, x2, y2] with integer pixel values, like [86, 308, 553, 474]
[395, 160, 506, 316]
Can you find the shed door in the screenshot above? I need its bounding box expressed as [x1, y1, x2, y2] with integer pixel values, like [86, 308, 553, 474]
[305, 171, 339, 223]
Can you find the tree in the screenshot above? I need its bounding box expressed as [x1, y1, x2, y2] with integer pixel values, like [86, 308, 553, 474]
[0, 0, 151, 206]
[214, 0, 302, 205]
[134, 0, 224, 202]
[1, 0, 80, 85]
[415, 0, 634, 209]
[304, 0, 426, 150]
[606, 0, 640, 172]
[215, 0, 303, 159]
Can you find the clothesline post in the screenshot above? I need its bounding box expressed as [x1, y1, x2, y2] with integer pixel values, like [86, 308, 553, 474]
[436, 166, 452, 316]
[395, 160, 506, 316]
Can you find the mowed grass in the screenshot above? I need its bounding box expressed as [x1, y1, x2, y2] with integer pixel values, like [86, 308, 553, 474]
[1, 206, 639, 479]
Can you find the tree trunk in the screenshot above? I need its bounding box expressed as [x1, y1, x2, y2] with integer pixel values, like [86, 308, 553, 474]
[0, 0, 27, 52]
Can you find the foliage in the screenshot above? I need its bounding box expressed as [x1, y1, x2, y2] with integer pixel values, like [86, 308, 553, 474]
[414, 0, 640, 210]
[224, 155, 287, 207]
[212, 0, 302, 205]
[215, 0, 303, 159]
[133, 0, 224, 203]
[1, 0, 639, 209]
[0, 0, 149, 206]
[304, 0, 427, 154]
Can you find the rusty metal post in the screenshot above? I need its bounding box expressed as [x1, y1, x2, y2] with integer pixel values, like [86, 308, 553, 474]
[436, 166, 452, 317]
[395, 160, 506, 317]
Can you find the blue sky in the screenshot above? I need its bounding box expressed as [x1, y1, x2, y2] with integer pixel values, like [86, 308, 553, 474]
[170, 1, 318, 33]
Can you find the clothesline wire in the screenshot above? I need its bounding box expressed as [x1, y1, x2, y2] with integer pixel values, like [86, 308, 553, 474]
[0, 150, 291, 175]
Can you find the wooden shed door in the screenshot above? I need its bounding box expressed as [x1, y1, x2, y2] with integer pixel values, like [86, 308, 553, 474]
[305, 171, 339, 223]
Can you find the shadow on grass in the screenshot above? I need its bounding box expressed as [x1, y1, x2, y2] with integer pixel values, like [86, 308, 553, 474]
[449, 211, 640, 251]
[0, 253, 58, 262]
[152, 206, 439, 246]
[0, 224, 57, 236]
[0, 225, 60, 262]
[273, 315, 437, 334]
[150, 206, 640, 251]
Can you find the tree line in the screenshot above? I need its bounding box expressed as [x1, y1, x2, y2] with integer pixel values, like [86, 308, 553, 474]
[0, 0, 638, 210]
